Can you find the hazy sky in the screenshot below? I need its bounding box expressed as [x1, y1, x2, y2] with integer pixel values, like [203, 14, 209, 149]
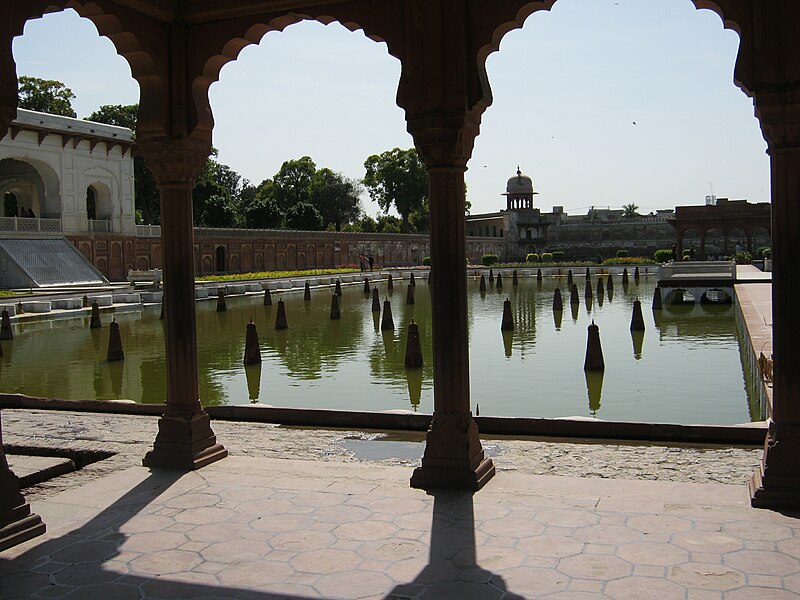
[12, 0, 769, 218]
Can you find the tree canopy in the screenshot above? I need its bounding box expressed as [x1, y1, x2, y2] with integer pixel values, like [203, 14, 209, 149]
[363, 148, 427, 233]
[18, 76, 76, 117]
[622, 203, 640, 218]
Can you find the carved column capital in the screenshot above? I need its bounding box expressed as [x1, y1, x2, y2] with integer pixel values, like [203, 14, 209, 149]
[406, 109, 481, 170]
[755, 88, 800, 154]
[136, 137, 211, 188]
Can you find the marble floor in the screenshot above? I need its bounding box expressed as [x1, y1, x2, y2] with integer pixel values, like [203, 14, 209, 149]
[1, 455, 799, 599]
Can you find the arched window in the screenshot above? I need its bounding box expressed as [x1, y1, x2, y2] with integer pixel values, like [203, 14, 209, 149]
[216, 246, 226, 272]
[86, 186, 97, 220]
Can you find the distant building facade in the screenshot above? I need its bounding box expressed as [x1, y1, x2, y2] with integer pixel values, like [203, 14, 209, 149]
[465, 167, 769, 262]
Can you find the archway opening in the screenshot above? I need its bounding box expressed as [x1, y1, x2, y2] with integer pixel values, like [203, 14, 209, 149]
[206, 19, 409, 238]
[215, 246, 226, 273]
[0, 158, 47, 219]
[472, 0, 768, 222]
[86, 186, 96, 220]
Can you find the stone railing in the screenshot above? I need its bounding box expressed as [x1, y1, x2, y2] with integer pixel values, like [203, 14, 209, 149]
[88, 219, 111, 233]
[0, 216, 62, 233]
[136, 224, 161, 237]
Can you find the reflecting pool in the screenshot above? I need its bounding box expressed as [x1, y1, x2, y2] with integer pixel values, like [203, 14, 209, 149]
[0, 275, 757, 424]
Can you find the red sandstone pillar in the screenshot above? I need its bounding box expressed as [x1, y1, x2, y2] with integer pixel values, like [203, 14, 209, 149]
[750, 91, 800, 508]
[0, 86, 44, 549]
[410, 166, 494, 491]
[139, 139, 226, 470]
[0, 414, 45, 551]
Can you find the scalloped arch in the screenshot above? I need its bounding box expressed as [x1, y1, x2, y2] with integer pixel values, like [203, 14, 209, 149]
[476, 0, 749, 108]
[19, 2, 162, 132]
[192, 13, 396, 136]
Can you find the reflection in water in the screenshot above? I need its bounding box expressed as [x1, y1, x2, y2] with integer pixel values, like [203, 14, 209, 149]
[585, 370, 604, 416]
[0, 278, 754, 424]
[109, 360, 124, 397]
[406, 367, 423, 410]
[502, 330, 513, 358]
[631, 330, 644, 360]
[570, 302, 579, 322]
[585, 296, 593, 315]
[245, 363, 261, 402]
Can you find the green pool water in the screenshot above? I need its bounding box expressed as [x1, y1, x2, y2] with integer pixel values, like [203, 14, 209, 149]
[0, 275, 758, 425]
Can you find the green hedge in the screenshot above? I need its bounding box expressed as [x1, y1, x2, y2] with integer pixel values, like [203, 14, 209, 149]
[481, 253, 499, 266]
[616, 249, 629, 258]
[602, 257, 657, 266]
[552, 251, 565, 262]
[541, 252, 554, 263]
[654, 249, 673, 263]
[422, 256, 431, 266]
[525, 253, 539, 263]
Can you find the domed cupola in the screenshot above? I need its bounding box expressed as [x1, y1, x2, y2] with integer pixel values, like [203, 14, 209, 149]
[503, 166, 537, 210]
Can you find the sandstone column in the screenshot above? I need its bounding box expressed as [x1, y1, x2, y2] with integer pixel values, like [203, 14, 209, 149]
[750, 90, 800, 507]
[410, 162, 495, 491]
[139, 138, 227, 469]
[0, 414, 45, 551]
[0, 58, 45, 548]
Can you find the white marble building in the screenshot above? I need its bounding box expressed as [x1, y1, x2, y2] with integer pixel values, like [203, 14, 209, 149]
[0, 109, 135, 235]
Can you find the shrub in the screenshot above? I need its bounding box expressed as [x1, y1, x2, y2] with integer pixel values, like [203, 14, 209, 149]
[422, 256, 431, 266]
[616, 249, 629, 258]
[756, 246, 771, 259]
[654, 249, 673, 263]
[602, 257, 657, 266]
[541, 252, 554, 263]
[552, 251, 565, 262]
[525, 253, 539, 263]
[481, 253, 499, 266]
[734, 251, 753, 264]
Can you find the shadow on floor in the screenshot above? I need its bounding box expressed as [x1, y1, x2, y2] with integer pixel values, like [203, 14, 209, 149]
[0, 469, 523, 599]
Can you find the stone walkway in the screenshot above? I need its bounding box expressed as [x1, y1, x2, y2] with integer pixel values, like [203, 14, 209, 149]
[2, 452, 800, 599]
[1, 410, 763, 503]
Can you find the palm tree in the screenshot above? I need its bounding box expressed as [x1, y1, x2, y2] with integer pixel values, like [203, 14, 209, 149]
[622, 203, 639, 218]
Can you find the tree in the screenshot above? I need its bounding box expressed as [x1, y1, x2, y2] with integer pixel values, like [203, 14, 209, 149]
[243, 181, 284, 229]
[18, 76, 76, 117]
[376, 214, 402, 234]
[86, 104, 160, 224]
[363, 148, 427, 233]
[86, 104, 137, 129]
[192, 150, 243, 228]
[313, 168, 362, 231]
[286, 202, 323, 231]
[272, 156, 317, 212]
[622, 203, 639, 218]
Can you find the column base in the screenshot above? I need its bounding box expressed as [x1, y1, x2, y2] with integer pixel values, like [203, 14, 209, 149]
[0, 504, 46, 552]
[143, 412, 227, 470]
[410, 412, 496, 492]
[750, 464, 800, 509]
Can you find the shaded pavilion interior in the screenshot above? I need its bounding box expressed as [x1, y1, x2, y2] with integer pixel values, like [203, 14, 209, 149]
[1, 0, 800, 552]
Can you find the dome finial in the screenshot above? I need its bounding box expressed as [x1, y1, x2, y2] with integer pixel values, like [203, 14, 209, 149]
[517, 165, 521, 176]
